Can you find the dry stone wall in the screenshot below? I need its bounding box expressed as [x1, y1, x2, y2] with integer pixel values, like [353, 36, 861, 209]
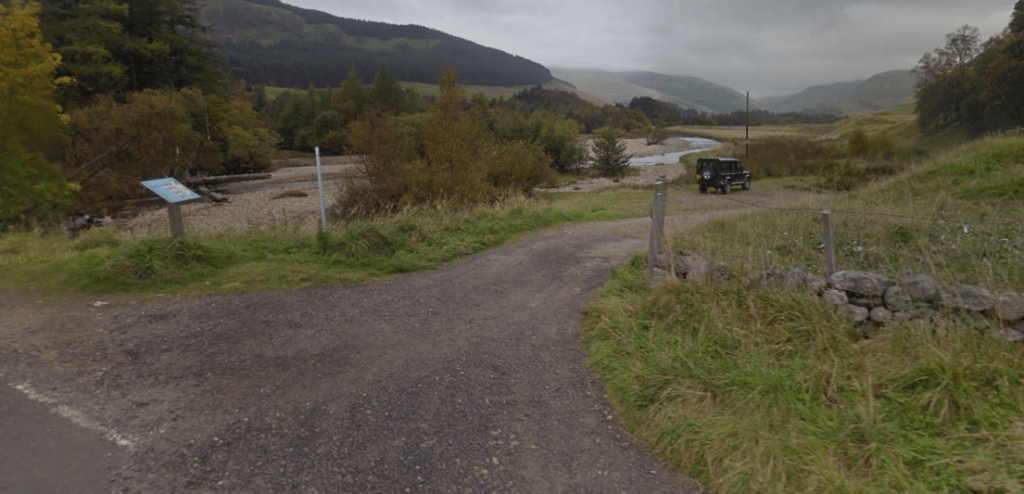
[657, 251, 1024, 343]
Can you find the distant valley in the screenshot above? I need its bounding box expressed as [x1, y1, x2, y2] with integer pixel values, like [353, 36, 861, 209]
[552, 68, 917, 116]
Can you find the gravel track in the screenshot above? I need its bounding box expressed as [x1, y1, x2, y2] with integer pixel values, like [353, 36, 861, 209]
[1, 186, 817, 493]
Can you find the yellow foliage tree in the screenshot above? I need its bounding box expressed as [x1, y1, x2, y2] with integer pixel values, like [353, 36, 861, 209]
[0, 0, 73, 227]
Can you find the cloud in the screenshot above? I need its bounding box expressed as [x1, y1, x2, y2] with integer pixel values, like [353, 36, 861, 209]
[290, 0, 1015, 96]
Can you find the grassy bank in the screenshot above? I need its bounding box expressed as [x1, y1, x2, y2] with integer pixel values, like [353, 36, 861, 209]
[0, 187, 654, 296]
[581, 135, 1024, 493]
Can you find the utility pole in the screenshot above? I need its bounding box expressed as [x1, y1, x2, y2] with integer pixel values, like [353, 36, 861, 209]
[745, 91, 750, 162]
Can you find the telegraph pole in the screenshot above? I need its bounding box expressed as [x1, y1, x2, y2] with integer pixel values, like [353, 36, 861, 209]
[745, 91, 750, 162]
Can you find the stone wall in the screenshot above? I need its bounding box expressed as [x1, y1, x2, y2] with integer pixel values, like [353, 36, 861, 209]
[657, 251, 1024, 343]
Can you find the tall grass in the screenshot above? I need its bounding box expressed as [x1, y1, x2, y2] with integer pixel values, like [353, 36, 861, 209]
[583, 259, 1024, 493]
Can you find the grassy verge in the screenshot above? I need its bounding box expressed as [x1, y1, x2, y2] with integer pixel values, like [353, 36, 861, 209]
[0, 187, 656, 296]
[584, 258, 1024, 494]
[582, 135, 1024, 493]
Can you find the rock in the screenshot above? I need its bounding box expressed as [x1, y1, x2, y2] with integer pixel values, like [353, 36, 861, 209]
[850, 296, 883, 309]
[1015, 320, 1024, 333]
[843, 304, 870, 323]
[870, 307, 893, 323]
[747, 270, 786, 289]
[675, 253, 708, 277]
[829, 271, 893, 298]
[805, 275, 828, 296]
[656, 254, 673, 270]
[822, 289, 849, 306]
[898, 274, 939, 304]
[1005, 328, 1024, 343]
[700, 262, 732, 283]
[884, 285, 915, 313]
[939, 285, 997, 312]
[996, 292, 1024, 322]
[783, 268, 808, 291]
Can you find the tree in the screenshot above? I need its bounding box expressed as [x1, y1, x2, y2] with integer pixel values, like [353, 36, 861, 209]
[421, 68, 485, 201]
[592, 126, 632, 178]
[1011, 0, 1024, 35]
[369, 62, 405, 115]
[39, 0, 129, 108]
[333, 63, 368, 121]
[913, 25, 982, 131]
[38, 0, 225, 107]
[0, 0, 74, 227]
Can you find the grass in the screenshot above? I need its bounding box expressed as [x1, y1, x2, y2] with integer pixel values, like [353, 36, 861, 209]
[582, 134, 1024, 493]
[668, 124, 836, 142]
[0, 187, 658, 296]
[583, 258, 1024, 494]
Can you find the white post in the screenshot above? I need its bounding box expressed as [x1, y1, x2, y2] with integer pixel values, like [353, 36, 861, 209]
[316, 147, 327, 232]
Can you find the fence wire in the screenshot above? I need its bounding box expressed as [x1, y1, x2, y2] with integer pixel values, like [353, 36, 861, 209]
[649, 179, 1023, 289]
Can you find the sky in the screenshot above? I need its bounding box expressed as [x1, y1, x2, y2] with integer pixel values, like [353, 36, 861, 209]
[288, 0, 1016, 97]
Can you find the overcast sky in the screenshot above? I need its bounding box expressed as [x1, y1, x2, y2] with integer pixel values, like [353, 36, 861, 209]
[289, 0, 1016, 97]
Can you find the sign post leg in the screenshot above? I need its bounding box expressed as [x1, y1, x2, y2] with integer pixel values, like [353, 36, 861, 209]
[168, 203, 185, 237]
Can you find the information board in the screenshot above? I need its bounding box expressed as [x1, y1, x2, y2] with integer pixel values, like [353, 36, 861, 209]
[140, 178, 201, 204]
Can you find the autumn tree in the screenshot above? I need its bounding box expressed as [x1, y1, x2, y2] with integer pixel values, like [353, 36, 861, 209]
[0, 0, 74, 227]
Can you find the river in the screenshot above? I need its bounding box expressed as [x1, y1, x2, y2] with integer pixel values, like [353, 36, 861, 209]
[628, 137, 723, 166]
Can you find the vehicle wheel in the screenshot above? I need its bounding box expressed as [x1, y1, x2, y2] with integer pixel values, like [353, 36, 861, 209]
[699, 186, 707, 194]
[742, 176, 751, 190]
[721, 181, 731, 195]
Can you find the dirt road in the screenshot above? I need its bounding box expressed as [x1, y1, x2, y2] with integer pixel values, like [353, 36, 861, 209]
[1, 187, 816, 493]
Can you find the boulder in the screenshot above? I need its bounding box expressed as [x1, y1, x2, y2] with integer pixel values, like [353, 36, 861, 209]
[843, 304, 870, 323]
[805, 275, 828, 295]
[884, 285, 915, 313]
[822, 289, 849, 306]
[829, 271, 893, 298]
[870, 307, 893, 323]
[783, 268, 808, 291]
[995, 292, 1024, 322]
[939, 285, 997, 312]
[898, 274, 939, 304]
[1002, 328, 1024, 343]
[747, 270, 786, 289]
[689, 262, 731, 283]
[675, 253, 708, 277]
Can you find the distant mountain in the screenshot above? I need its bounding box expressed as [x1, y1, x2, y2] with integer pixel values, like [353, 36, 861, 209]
[756, 70, 918, 115]
[197, 0, 553, 87]
[550, 68, 748, 113]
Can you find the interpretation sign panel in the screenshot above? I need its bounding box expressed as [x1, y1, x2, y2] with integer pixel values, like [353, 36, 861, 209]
[141, 178, 201, 204]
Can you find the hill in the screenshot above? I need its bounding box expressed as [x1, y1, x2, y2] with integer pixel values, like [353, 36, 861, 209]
[196, 0, 553, 87]
[756, 70, 917, 115]
[550, 68, 748, 113]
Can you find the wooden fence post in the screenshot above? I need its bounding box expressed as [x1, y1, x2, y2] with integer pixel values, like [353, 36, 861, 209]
[823, 209, 837, 276]
[648, 176, 667, 277]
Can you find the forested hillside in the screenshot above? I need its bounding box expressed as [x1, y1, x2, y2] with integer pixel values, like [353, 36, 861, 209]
[197, 0, 553, 87]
